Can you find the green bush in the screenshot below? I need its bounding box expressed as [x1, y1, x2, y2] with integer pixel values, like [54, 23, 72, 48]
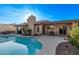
[68, 26, 79, 49]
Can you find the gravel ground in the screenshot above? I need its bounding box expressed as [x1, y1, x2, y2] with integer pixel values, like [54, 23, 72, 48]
[56, 42, 79, 55]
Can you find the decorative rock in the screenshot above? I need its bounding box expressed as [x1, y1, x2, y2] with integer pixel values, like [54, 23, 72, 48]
[56, 42, 79, 55]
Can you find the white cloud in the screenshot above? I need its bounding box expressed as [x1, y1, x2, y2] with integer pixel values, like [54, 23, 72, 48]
[0, 6, 26, 24]
[23, 8, 54, 22]
[0, 5, 54, 24]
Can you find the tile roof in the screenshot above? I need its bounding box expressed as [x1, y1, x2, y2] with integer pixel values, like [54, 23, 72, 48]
[16, 19, 79, 26]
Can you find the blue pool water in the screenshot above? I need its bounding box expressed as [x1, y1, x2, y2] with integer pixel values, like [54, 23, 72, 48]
[0, 35, 42, 55]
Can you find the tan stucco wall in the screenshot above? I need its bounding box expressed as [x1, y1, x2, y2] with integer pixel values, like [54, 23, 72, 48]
[0, 24, 16, 32]
[28, 24, 35, 35]
[35, 25, 42, 35]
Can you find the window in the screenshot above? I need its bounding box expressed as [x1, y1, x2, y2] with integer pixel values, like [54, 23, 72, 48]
[37, 27, 39, 32]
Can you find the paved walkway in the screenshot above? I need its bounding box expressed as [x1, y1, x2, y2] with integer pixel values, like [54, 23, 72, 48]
[34, 35, 68, 55]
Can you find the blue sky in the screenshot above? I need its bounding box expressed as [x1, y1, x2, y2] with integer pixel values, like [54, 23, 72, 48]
[0, 4, 79, 24]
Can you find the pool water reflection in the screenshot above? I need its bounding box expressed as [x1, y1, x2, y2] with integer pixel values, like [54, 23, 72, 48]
[0, 35, 42, 55]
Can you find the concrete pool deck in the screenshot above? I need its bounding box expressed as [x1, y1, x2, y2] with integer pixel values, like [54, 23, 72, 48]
[34, 35, 68, 55]
[0, 34, 68, 55]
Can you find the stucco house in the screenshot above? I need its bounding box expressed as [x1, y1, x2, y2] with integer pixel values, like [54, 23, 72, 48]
[16, 15, 79, 35]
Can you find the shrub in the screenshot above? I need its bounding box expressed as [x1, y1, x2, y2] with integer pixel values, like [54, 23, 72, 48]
[68, 26, 79, 49]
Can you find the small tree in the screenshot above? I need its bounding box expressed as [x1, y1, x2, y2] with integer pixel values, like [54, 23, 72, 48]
[68, 26, 79, 49]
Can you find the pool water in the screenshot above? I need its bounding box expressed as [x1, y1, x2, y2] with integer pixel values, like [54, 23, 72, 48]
[0, 35, 42, 55]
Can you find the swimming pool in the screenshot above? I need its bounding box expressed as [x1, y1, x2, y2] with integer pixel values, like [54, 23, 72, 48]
[0, 35, 42, 55]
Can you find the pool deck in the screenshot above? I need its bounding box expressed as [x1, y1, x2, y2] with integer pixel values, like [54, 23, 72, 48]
[0, 34, 68, 55]
[34, 35, 68, 55]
